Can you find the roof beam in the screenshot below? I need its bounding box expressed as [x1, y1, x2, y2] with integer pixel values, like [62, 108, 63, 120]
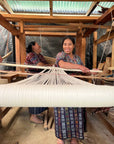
[2, 14, 98, 23]
[0, 0, 13, 14]
[49, 0, 53, 16]
[84, 5, 114, 37]
[0, 13, 20, 35]
[86, 2, 99, 16]
[23, 24, 113, 32]
[25, 31, 76, 37]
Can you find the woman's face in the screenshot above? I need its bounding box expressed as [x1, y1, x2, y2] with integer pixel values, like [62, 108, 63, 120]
[63, 38, 74, 55]
[32, 42, 41, 54]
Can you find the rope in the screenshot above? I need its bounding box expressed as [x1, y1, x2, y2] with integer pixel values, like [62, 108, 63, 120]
[98, 11, 113, 65]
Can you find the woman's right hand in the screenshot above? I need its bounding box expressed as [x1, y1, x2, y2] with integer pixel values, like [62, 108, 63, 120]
[79, 65, 90, 73]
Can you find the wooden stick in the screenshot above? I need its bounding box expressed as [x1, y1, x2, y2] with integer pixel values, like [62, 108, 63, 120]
[2, 51, 12, 59]
[44, 110, 48, 130]
[47, 116, 53, 129]
[0, 62, 102, 73]
[97, 113, 114, 136]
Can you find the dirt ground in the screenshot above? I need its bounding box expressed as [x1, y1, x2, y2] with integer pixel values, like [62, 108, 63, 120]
[0, 107, 114, 144]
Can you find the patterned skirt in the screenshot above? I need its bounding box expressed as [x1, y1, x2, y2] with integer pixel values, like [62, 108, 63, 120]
[54, 107, 84, 140]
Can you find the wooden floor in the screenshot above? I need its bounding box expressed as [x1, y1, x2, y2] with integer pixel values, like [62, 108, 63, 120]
[0, 107, 114, 144]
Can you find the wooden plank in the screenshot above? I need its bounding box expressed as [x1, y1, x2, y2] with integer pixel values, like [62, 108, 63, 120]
[93, 31, 97, 68]
[86, 2, 99, 16]
[24, 27, 78, 32]
[1, 107, 20, 128]
[81, 37, 86, 65]
[97, 113, 114, 136]
[19, 21, 24, 33]
[49, 0, 53, 16]
[0, 0, 13, 14]
[111, 38, 114, 68]
[84, 6, 114, 37]
[24, 24, 112, 30]
[76, 31, 84, 63]
[19, 33, 26, 64]
[0, 14, 20, 35]
[44, 110, 48, 130]
[2, 14, 99, 23]
[25, 31, 76, 36]
[15, 36, 21, 71]
[47, 116, 53, 129]
[0, 107, 11, 120]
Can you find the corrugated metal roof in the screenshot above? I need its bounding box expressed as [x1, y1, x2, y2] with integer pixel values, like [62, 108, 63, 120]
[7, 0, 50, 13]
[53, 1, 92, 14]
[0, 1, 114, 15]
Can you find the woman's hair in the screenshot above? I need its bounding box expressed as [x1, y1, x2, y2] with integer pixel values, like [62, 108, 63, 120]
[26, 41, 36, 53]
[62, 35, 76, 54]
[62, 35, 75, 46]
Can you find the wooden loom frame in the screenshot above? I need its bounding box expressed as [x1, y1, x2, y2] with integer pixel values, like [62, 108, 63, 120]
[0, 1, 114, 130]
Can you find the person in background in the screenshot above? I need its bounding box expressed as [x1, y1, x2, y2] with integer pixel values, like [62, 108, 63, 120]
[25, 41, 49, 124]
[54, 36, 90, 144]
[0, 56, 3, 62]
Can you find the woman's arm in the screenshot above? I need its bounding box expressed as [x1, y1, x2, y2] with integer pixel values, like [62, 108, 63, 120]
[58, 60, 90, 73]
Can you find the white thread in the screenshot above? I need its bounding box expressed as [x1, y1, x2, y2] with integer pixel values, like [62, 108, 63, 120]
[0, 68, 113, 107]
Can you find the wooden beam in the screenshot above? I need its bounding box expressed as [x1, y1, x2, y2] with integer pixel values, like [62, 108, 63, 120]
[0, 0, 13, 14]
[112, 38, 114, 68]
[24, 27, 78, 32]
[96, 30, 114, 44]
[76, 31, 84, 63]
[15, 36, 21, 71]
[0, 14, 20, 35]
[24, 23, 112, 29]
[84, 6, 114, 37]
[25, 31, 76, 36]
[19, 33, 26, 65]
[19, 20, 24, 33]
[86, 2, 99, 16]
[82, 37, 86, 65]
[49, 0, 53, 16]
[2, 14, 99, 23]
[93, 31, 97, 68]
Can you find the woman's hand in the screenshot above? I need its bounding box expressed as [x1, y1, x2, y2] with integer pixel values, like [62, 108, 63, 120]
[79, 65, 90, 73]
[0, 56, 3, 63]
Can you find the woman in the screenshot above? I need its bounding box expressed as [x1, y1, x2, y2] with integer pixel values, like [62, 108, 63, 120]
[54, 36, 90, 144]
[0, 56, 3, 62]
[25, 41, 48, 124]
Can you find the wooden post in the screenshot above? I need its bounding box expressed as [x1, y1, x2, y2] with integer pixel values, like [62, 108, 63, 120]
[15, 36, 21, 71]
[82, 37, 86, 65]
[93, 31, 97, 68]
[76, 30, 86, 65]
[15, 33, 26, 71]
[112, 38, 114, 68]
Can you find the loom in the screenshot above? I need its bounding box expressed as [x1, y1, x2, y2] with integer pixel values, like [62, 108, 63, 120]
[0, 68, 113, 107]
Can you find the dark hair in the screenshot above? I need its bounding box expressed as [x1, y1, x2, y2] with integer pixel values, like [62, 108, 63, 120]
[62, 35, 76, 54]
[62, 35, 75, 46]
[26, 41, 36, 53]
